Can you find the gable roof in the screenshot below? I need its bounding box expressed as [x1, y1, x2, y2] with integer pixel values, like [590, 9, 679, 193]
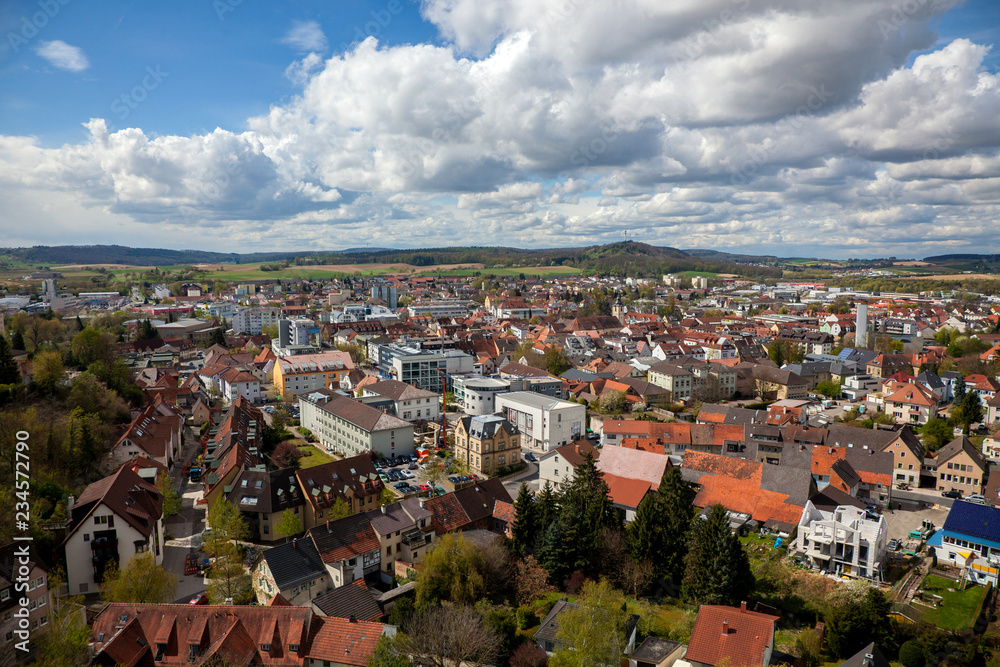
[302, 615, 385, 667]
[364, 379, 439, 401]
[686, 604, 778, 667]
[943, 500, 1000, 543]
[260, 538, 327, 591]
[68, 466, 162, 542]
[936, 435, 988, 471]
[308, 513, 381, 564]
[311, 579, 383, 622]
[596, 445, 670, 487]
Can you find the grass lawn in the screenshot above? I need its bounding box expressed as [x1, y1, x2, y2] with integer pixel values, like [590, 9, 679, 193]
[676, 270, 720, 277]
[914, 574, 988, 630]
[293, 440, 337, 468]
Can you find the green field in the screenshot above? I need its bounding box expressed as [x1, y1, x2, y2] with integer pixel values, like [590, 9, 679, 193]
[914, 575, 988, 630]
[676, 270, 720, 277]
[295, 441, 337, 469]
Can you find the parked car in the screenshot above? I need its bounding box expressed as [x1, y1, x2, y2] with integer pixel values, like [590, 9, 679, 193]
[523, 452, 537, 462]
[393, 482, 410, 491]
[189, 593, 209, 605]
[942, 490, 962, 499]
[418, 484, 431, 492]
[408, 462, 418, 470]
[888, 539, 900, 550]
[965, 494, 986, 505]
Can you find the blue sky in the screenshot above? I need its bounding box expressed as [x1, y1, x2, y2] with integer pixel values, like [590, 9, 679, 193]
[0, 0, 998, 258]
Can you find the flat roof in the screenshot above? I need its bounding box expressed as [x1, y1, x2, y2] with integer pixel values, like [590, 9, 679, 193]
[496, 391, 579, 411]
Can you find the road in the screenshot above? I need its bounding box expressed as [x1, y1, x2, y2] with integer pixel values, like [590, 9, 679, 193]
[503, 459, 538, 498]
[163, 424, 210, 603]
[893, 487, 955, 509]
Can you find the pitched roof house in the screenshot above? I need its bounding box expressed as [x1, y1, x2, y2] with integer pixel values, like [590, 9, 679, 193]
[685, 603, 778, 667]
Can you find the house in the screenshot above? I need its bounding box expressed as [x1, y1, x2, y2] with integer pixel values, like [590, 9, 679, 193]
[495, 392, 585, 451]
[684, 603, 778, 667]
[865, 353, 911, 379]
[0, 542, 49, 656]
[308, 513, 382, 589]
[597, 445, 671, 521]
[749, 365, 808, 401]
[836, 643, 891, 667]
[937, 501, 1000, 569]
[361, 379, 440, 422]
[936, 435, 988, 496]
[533, 600, 639, 655]
[311, 579, 383, 622]
[298, 389, 415, 460]
[454, 414, 521, 476]
[274, 351, 355, 400]
[646, 362, 694, 402]
[107, 396, 183, 470]
[825, 423, 924, 489]
[253, 537, 331, 606]
[681, 451, 816, 533]
[796, 503, 889, 580]
[63, 467, 164, 595]
[424, 478, 513, 535]
[628, 637, 685, 667]
[294, 455, 385, 531]
[86, 601, 389, 666]
[883, 381, 939, 425]
[218, 366, 262, 404]
[538, 440, 600, 492]
[224, 466, 305, 541]
[368, 497, 435, 579]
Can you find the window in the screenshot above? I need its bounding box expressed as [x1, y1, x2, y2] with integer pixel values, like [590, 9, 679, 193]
[84, 534, 90, 542]
[0, 590, 8, 602]
[260, 644, 272, 653]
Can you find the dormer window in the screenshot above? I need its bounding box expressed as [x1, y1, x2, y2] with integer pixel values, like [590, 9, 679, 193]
[260, 643, 272, 653]
[289, 643, 300, 652]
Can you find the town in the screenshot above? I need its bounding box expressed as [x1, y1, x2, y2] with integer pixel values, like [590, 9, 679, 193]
[1, 247, 1000, 667]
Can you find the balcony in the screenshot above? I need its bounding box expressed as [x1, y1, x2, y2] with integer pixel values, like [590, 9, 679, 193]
[401, 529, 429, 549]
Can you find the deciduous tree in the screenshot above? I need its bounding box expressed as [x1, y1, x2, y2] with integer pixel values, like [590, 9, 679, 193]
[101, 552, 177, 603]
[551, 579, 629, 667]
[275, 508, 302, 542]
[402, 605, 498, 667]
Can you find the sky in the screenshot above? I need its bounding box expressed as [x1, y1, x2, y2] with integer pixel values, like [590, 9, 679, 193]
[0, 0, 999, 259]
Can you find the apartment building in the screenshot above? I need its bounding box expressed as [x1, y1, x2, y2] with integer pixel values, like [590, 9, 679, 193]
[495, 392, 585, 451]
[454, 414, 521, 476]
[796, 503, 888, 580]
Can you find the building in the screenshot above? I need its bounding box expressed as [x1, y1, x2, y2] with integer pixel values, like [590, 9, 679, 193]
[86, 602, 389, 666]
[224, 466, 305, 541]
[883, 381, 939, 425]
[937, 501, 1000, 570]
[628, 637, 685, 667]
[0, 543, 49, 661]
[293, 455, 385, 531]
[454, 414, 521, 475]
[274, 352, 355, 400]
[361, 379, 440, 422]
[370, 283, 398, 310]
[796, 503, 888, 580]
[495, 392, 585, 451]
[107, 396, 183, 470]
[453, 376, 512, 415]
[63, 467, 164, 595]
[231, 307, 281, 335]
[683, 603, 778, 667]
[646, 362, 693, 401]
[219, 366, 262, 404]
[538, 440, 600, 492]
[936, 435, 988, 496]
[298, 389, 414, 460]
[253, 538, 331, 606]
[406, 300, 472, 319]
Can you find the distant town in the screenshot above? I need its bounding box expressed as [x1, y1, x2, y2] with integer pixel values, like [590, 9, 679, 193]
[2, 245, 1000, 667]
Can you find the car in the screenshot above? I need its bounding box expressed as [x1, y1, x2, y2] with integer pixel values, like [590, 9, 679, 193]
[379, 473, 389, 482]
[393, 482, 410, 491]
[433, 486, 445, 496]
[448, 476, 459, 484]
[888, 539, 900, 550]
[189, 593, 209, 605]
[525, 453, 537, 462]
[401, 470, 414, 479]
[942, 490, 962, 499]
[418, 484, 431, 492]
[408, 462, 418, 470]
[965, 494, 986, 505]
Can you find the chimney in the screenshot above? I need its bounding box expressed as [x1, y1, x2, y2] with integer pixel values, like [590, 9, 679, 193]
[349, 615, 358, 623]
[722, 620, 729, 635]
[67, 495, 75, 512]
[381, 504, 387, 514]
[327, 520, 332, 534]
[292, 538, 298, 550]
[224, 597, 233, 605]
[862, 655, 874, 667]
[419, 498, 426, 508]
[741, 601, 747, 613]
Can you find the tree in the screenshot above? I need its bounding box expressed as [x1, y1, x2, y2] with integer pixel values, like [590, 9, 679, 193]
[953, 376, 966, 405]
[515, 555, 554, 606]
[954, 390, 983, 433]
[815, 380, 841, 398]
[545, 346, 571, 376]
[628, 467, 696, 584]
[207, 541, 253, 604]
[275, 508, 302, 542]
[551, 578, 629, 667]
[156, 473, 182, 518]
[272, 440, 303, 468]
[70, 327, 114, 369]
[32, 349, 65, 394]
[137, 319, 159, 340]
[207, 497, 250, 550]
[898, 640, 925, 667]
[10, 329, 25, 351]
[511, 644, 549, 667]
[416, 532, 488, 605]
[511, 482, 538, 556]
[0, 334, 19, 385]
[825, 586, 898, 659]
[210, 327, 227, 346]
[682, 504, 754, 606]
[28, 569, 90, 667]
[101, 552, 178, 603]
[921, 417, 952, 452]
[367, 634, 411, 667]
[402, 605, 499, 667]
[598, 390, 628, 414]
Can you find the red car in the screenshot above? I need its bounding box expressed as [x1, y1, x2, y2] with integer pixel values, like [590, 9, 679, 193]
[418, 484, 431, 492]
[189, 593, 209, 605]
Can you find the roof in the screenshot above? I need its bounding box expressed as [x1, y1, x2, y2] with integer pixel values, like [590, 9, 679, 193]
[630, 637, 683, 664]
[936, 435, 988, 471]
[943, 501, 1000, 544]
[542, 440, 600, 467]
[68, 466, 162, 542]
[311, 579, 383, 622]
[459, 414, 519, 441]
[89, 603, 313, 666]
[364, 379, 438, 401]
[596, 445, 670, 487]
[686, 604, 778, 667]
[260, 538, 327, 591]
[303, 390, 411, 433]
[294, 454, 384, 512]
[302, 615, 385, 666]
[278, 351, 355, 374]
[308, 513, 381, 563]
[836, 643, 891, 667]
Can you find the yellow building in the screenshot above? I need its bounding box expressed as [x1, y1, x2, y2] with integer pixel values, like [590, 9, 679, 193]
[273, 352, 355, 399]
[455, 414, 521, 476]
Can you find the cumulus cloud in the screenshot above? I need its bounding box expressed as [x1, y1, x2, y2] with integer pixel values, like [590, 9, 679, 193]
[35, 40, 89, 72]
[281, 20, 328, 52]
[2, 0, 1000, 257]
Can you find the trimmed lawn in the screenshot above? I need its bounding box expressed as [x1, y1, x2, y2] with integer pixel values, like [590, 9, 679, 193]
[914, 574, 988, 630]
[294, 441, 337, 468]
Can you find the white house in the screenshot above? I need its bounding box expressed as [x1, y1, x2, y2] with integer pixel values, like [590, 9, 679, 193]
[795, 502, 888, 581]
[361, 379, 440, 422]
[62, 467, 164, 595]
[495, 392, 585, 451]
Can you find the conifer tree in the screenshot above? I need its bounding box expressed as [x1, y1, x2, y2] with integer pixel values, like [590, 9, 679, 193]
[511, 483, 538, 556]
[0, 334, 19, 384]
[682, 504, 754, 606]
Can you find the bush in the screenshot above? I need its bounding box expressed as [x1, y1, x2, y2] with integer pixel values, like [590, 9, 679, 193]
[517, 605, 539, 630]
[899, 640, 925, 667]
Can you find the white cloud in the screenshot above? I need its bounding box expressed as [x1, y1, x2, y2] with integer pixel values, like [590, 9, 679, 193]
[35, 40, 89, 72]
[2, 1, 1000, 257]
[281, 20, 328, 52]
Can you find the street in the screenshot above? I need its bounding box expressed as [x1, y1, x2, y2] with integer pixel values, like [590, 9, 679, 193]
[163, 424, 209, 603]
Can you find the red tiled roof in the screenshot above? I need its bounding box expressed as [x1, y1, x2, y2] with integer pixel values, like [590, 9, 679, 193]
[603, 473, 653, 510]
[682, 451, 804, 526]
[686, 604, 778, 667]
